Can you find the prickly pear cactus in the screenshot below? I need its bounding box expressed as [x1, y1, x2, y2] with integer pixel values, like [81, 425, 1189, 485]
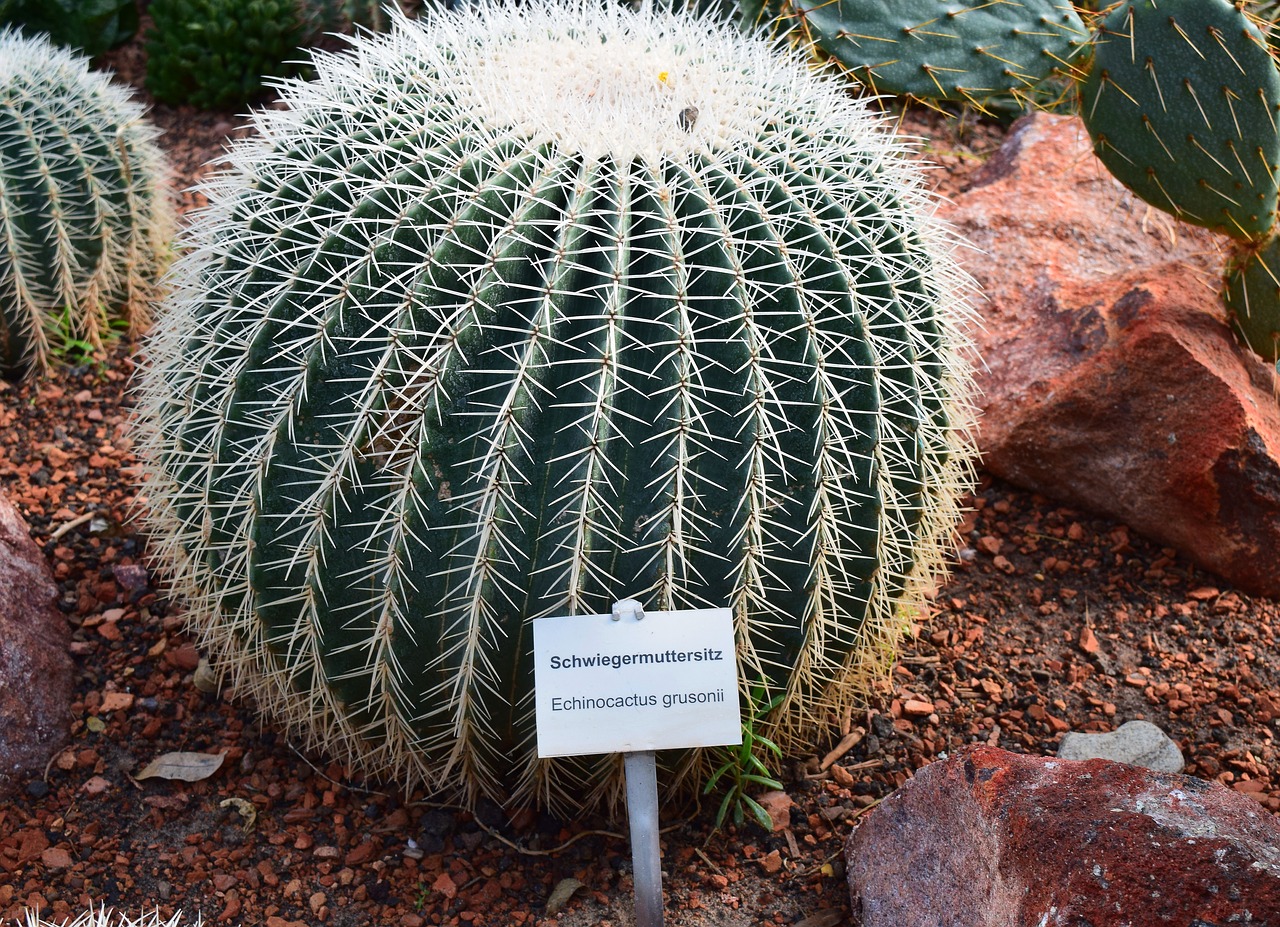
[780, 0, 1086, 102]
[1080, 0, 1280, 240]
[136, 0, 977, 814]
[1224, 238, 1280, 363]
[145, 0, 304, 109]
[0, 29, 172, 378]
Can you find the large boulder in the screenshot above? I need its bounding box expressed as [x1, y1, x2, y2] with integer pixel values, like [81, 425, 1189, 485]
[0, 494, 72, 798]
[845, 746, 1280, 927]
[943, 113, 1280, 598]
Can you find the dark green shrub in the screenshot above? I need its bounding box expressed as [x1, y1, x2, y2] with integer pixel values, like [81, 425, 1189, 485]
[0, 0, 138, 58]
[145, 0, 304, 109]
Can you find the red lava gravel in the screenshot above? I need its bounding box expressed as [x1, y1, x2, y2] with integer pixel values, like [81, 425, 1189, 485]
[1, 25, 1278, 927]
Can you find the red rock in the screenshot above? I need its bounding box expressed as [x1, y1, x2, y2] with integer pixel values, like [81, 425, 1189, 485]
[82, 775, 110, 795]
[0, 493, 72, 799]
[100, 691, 134, 712]
[40, 847, 72, 869]
[165, 642, 201, 671]
[845, 746, 1280, 927]
[343, 840, 377, 866]
[943, 113, 1280, 598]
[16, 828, 50, 864]
[432, 872, 458, 900]
[754, 789, 794, 832]
[1078, 626, 1100, 655]
[901, 700, 934, 718]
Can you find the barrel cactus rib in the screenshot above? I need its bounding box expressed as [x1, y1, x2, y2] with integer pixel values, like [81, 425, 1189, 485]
[3, 93, 93, 340]
[136, 0, 977, 814]
[0, 161, 50, 370]
[736, 125, 976, 729]
[146, 142, 553, 790]
[738, 137, 931, 578]
[692, 151, 886, 721]
[246, 149, 574, 797]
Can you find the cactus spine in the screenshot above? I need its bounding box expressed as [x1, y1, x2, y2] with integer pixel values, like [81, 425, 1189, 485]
[0, 29, 172, 378]
[1224, 236, 1280, 362]
[136, 0, 977, 814]
[23, 910, 191, 927]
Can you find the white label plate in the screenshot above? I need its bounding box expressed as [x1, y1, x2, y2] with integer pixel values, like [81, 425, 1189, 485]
[533, 607, 741, 757]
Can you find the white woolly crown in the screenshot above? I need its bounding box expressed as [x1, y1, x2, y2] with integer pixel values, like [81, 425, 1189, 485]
[277, 0, 871, 164]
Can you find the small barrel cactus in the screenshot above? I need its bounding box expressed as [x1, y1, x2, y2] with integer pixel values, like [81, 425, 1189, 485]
[145, 0, 305, 109]
[24, 908, 192, 927]
[0, 29, 172, 378]
[136, 0, 976, 814]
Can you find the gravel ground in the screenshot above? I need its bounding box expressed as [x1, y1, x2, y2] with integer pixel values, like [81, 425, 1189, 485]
[1, 23, 1278, 927]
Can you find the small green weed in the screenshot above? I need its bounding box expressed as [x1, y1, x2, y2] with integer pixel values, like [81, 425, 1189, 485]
[47, 304, 127, 373]
[703, 684, 784, 832]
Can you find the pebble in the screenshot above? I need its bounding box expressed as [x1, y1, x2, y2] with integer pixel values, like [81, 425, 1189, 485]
[1056, 719, 1185, 773]
[81, 776, 111, 795]
[755, 790, 794, 832]
[25, 779, 48, 799]
[433, 872, 458, 900]
[40, 847, 73, 869]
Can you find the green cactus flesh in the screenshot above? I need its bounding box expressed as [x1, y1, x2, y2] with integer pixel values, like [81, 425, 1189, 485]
[1081, 0, 1280, 240]
[783, 0, 1085, 102]
[1224, 238, 1280, 362]
[136, 1, 977, 814]
[0, 29, 171, 378]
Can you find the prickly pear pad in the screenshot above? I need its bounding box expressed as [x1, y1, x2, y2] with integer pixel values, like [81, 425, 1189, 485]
[1081, 0, 1280, 240]
[787, 0, 1084, 102]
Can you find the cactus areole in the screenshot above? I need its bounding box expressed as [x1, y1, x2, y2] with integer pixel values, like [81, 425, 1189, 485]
[136, 0, 976, 813]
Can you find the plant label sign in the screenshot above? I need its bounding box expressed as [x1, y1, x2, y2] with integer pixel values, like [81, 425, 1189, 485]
[533, 607, 741, 758]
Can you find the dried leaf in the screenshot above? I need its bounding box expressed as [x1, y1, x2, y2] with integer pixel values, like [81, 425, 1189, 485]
[794, 911, 844, 927]
[219, 797, 257, 832]
[545, 877, 584, 915]
[135, 751, 225, 782]
[192, 658, 219, 693]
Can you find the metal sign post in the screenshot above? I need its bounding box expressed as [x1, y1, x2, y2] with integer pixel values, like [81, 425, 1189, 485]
[623, 749, 663, 927]
[612, 599, 664, 927]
